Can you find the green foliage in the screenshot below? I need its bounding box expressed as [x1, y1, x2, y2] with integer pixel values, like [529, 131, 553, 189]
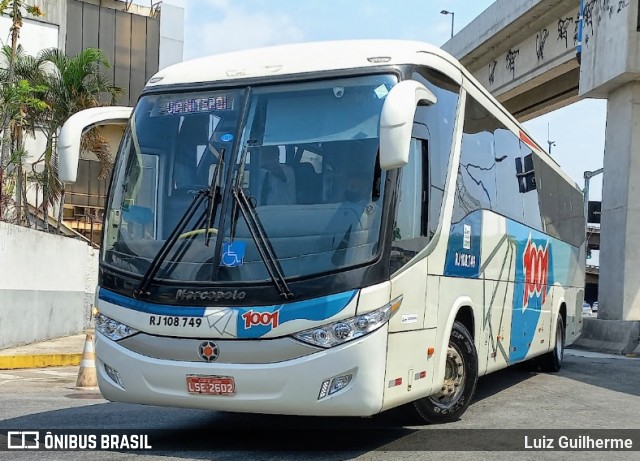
[0, 0, 43, 18]
[1, 39, 122, 224]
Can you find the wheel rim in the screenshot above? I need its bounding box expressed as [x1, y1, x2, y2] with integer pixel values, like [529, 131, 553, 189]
[430, 343, 466, 407]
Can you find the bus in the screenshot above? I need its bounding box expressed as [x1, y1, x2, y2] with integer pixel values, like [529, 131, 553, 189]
[58, 40, 585, 424]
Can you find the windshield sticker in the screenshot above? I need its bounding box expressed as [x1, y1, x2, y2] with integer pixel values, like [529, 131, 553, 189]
[220, 133, 234, 142]
[220, 241, 246, 267]
[374, 84, 389, 99]
[164, 96, 233, 115]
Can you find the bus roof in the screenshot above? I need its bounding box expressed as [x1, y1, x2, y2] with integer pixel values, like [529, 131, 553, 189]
[146, 40, 461, 88]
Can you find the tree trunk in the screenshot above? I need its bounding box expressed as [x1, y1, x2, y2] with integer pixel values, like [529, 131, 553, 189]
[21, 167, 31, 227]
[42, 136, 52, 231]
[16, 162, 22, 224]
[57, 187, 65, 232]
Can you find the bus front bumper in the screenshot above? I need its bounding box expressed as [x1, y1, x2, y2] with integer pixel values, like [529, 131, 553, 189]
[95, 326, 388, 416]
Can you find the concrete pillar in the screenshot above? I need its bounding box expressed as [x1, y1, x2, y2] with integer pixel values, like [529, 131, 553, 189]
[599, 82, 640, 321]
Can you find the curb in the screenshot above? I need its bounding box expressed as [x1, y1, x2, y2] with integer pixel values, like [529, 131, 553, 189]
[0, 353, 82, 370]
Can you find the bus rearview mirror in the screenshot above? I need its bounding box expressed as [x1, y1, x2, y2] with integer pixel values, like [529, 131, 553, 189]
[379, 80, 437, 170]
[58, 106, 133, 183]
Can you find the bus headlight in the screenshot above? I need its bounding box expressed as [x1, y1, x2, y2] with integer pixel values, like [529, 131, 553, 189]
[96, 313, 139, 341]
[293, 296, 402, 348]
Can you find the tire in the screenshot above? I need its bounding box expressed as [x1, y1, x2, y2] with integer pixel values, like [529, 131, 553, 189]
[539, 315, 565, 372]
[412, 321, 478, 424]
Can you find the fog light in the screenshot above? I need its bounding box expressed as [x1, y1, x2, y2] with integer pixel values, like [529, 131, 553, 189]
[329, 374, 352, 395]
[104, 364, 125, 389]
[317, 373, 353, 400]
[318, 380, 330, 399]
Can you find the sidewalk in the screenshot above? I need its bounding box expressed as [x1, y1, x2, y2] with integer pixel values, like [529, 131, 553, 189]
[0, 333, 88, 369]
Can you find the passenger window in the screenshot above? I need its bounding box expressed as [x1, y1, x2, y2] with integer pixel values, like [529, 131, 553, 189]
[452, 96, 498, 223]
[494, 128, 525, 223]
[454, 96, 550, 230]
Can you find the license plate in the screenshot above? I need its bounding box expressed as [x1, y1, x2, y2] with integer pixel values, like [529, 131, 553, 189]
[186, 375, 235, 396]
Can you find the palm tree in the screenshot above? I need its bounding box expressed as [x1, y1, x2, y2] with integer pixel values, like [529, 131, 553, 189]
[0, 0, 43, 220]
[34, 47, 122, 229]
[0, 44, 48, 225]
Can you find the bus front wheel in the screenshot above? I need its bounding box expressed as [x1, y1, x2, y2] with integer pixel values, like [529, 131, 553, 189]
[412, 321, 478, 424]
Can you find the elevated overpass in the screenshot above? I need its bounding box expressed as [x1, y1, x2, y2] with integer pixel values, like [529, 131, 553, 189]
[443, 0, 581, 121]
[442, 0, 640, 329]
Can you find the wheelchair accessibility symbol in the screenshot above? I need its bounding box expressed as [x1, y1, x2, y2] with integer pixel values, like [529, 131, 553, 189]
[221, 241, 246, 267]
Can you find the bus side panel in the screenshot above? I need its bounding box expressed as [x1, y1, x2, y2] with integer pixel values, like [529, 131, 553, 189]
[484, 279, 514, 374]
[481, 212, 513, 374]
[381, 329, 438, 411]
[388, 260, 428, 333]
[563, 286, 584, 346]
[434, 278, 484, 380]
[355, 281, 391, 316]
[507, 220, 555, 363]
[549, 284, 580, 348]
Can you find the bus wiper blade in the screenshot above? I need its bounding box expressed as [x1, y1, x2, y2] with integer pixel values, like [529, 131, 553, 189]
[204, 148, 224, 247]
[231, 186, 293, 299]
[134, 189, 209, 298]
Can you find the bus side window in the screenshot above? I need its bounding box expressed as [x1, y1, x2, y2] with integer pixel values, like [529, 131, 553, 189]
[390, 138, 429, 273]
[412, 70, 460, 238]
[452, 96, 499, 223]
[494, 127, 525, 224]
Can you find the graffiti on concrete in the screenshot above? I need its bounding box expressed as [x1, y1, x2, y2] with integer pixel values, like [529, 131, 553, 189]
[618, 0, 629, 13]
[536, 28, 550, 60]
[557, 17, 574, 48]
[488, 60, 497, 85]
[582, 0, 628, 47]
[584, 0, 596, 39]
[506, 49, 519, 79]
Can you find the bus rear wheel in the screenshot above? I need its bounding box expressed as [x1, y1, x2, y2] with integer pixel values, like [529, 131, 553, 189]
[412, 321, 478, 424]
[539, 315, 564, 372]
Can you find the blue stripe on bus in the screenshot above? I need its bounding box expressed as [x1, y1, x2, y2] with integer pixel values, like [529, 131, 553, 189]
[98, 288, 359, 327]
[235, 290, 358, 338]
[98, 289, 207, 317]
[444, 212, 482, 278]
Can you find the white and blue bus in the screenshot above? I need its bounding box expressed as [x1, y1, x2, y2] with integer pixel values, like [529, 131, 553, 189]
[59, 40, 585, 423]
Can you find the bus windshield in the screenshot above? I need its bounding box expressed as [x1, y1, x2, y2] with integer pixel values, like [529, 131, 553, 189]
[102, 74, 396, 284]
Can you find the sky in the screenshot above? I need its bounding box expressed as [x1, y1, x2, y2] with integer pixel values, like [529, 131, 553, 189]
[170, 0, 606, 202]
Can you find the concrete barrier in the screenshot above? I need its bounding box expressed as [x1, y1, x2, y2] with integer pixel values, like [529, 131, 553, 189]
[0, 222, 98, 349]
[573, 317, 640, 355]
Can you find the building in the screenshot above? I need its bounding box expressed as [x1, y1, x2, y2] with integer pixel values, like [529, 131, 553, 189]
[0, 0, 184, 244]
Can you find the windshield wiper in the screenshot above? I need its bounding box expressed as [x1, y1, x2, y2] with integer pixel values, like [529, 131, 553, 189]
[204, 148, 224, 246]
[227, 145, 294, 299]
[134, 153, 224, 298]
